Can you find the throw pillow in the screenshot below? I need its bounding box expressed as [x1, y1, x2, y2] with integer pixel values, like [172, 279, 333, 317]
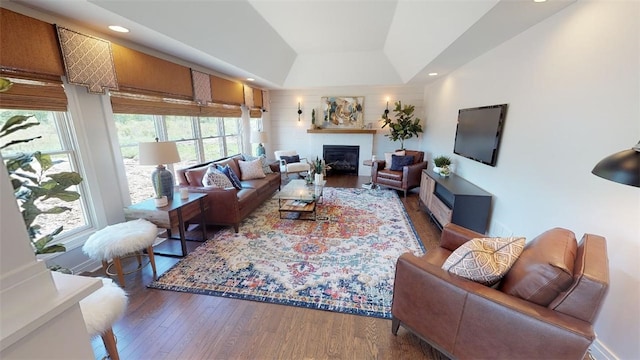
[390, 155, 415, 171]
[280, 155, 300, 164]
[442, 236, 526, 286]
[239, 158, 266, 180]
[185, 167, 208, 187]
[216, 164, 242, 189]
[242, 154, 273, 174]
[384, 150, 405, 169]
[202, 166, 233, 188]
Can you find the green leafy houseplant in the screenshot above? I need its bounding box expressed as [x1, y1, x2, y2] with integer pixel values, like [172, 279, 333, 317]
[381, 101, 423, 150]
[433, 155, 452, 177]
[1, 107, 83, 254]
[433, 155, 452, 168]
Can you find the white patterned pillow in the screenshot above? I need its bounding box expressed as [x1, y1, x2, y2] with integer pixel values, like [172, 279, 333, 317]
[242, 154, 273, 174]
[442, 236, 526, 286]
[239, 158, 266, 180]
[384, 150, 405, 169]
[202, 166, 233, 188]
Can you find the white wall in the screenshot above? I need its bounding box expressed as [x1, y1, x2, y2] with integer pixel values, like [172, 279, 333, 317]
[422, 1, 639, 358]
[267, 86, 425, 173]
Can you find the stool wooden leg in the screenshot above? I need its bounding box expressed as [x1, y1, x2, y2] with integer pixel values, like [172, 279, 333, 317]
[147, 246, 157, 278]
[101, 260, 109, 274]
[112, 257, 126, 288]
[101, 328, 120, 360]
[136, 252, 142, 266]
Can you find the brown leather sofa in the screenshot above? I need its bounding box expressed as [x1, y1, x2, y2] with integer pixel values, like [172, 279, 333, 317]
[392, 223, 609, 360]
[372, 150, 427, 197]
[176, 155, 281, 232]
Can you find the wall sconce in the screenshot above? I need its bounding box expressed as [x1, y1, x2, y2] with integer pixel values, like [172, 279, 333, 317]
[297, 101, 302, 121]
[382, 97, 390, 120]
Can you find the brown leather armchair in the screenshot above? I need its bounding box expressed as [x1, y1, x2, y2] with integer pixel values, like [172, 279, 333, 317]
[372, 150, 427, 197]
[391, 223, 609, 360]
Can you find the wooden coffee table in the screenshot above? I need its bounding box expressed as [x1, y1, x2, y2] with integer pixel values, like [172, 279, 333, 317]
[124, 192, 208, 257]
[274, 179, 325, 220]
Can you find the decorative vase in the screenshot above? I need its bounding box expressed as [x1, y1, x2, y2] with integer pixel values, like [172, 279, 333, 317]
[433, 166, 441, 174]
[154, 196, 168, 207]
[315, 173, 324, 184]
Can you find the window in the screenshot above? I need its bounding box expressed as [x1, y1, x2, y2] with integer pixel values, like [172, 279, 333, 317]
[0, 109, 91, 241]
[114, 114, 242, 203]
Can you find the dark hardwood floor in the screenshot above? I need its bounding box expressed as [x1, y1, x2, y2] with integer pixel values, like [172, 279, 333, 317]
[88, 174, 447, 359]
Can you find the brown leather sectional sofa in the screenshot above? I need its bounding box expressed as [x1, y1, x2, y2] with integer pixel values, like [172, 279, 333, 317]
[176, 154, 281, 232]
[392, 223, 609, 359]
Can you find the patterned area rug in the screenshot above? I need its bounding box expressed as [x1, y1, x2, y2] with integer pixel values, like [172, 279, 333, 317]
[148, 187, 425, 318]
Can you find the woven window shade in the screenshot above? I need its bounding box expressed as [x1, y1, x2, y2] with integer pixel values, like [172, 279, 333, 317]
[0, 8, 64, 81]
[210, 75, 244, 105]
[111, 43, 193, 100]
[253, 88, 263, 109]
[110, 92, 200, 116]
[0, 78, 67, 111]
[249, 109, 263, 118]
[199, 102, 242, 118]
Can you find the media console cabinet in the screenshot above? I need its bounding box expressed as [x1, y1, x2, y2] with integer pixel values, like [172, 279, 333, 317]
[419, 169, 492, 234]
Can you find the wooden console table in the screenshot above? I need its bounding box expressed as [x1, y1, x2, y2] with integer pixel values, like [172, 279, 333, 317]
[419, 169, 492, 234]
[124, 192, 208, 257]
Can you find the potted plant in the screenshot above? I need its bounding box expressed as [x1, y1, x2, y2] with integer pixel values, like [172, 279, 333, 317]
[381, 101, 423, 150]
[312, 157, 324, 184]
[433, 155, 452, 176]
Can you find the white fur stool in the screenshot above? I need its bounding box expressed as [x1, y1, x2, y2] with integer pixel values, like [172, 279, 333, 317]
[83, 219, 158, 287]
[79, 278, 128, 360]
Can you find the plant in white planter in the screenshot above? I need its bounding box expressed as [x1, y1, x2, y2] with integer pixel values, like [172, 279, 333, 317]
[433, 155, 452, 176]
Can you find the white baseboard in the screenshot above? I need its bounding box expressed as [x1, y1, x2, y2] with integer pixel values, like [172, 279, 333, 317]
[71, 258, 102, 274]
[590, 337, 618, 360]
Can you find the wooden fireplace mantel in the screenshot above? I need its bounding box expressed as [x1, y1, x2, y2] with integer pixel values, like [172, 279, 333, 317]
[306, 129, 376, 134]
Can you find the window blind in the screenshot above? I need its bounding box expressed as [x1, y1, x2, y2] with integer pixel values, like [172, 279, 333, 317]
[199, 103, 242, 118]
[110, 92, 200, 116]
[210, 75, 244, 106]
[0, 78, 67, 111]
[111, 43, 193, 100]
[0, 8, 65, 81]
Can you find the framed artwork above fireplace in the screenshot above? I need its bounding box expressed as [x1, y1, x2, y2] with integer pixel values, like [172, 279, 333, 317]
[321, 96, 364, 129]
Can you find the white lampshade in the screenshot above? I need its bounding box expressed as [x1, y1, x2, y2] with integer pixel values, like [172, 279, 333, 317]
[138, 141, 181, 165]
[250, 131, 268, 144]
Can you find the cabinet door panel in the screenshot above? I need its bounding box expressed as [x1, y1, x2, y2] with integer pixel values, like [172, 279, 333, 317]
[428, 194, 452, 227]
[419, 172, 433, 206]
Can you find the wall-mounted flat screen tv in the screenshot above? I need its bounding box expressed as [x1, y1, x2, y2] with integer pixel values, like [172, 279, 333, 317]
[453, 104, 508, 167]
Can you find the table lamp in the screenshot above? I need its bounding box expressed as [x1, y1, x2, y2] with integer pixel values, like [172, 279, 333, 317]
[251, 130, 268, 157]
[138, 139, 181, 200]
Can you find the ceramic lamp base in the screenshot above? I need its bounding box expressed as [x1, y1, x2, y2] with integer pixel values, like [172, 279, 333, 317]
[256, 143, 265, 157]
[151, 165, 174, 200]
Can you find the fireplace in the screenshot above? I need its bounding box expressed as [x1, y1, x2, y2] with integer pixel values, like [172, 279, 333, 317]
[323, 145, 359, 175]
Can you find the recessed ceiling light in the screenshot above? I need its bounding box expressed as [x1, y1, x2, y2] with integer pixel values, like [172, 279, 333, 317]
[533, 0, 547, 2]
[428, 72, 438, 76]
[247, 77, 255, 82]
[108, 25, 129, 33]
